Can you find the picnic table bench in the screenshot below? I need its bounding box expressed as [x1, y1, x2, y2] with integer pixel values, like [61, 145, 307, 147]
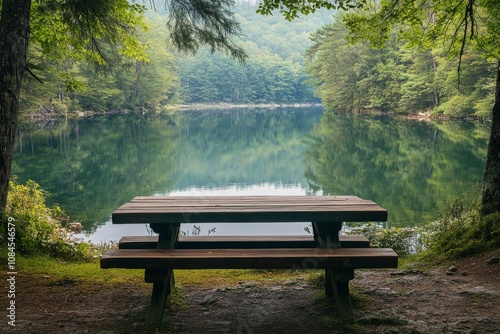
[100, 195, 398, 326]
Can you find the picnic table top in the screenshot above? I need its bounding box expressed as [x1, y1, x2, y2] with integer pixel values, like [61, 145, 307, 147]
[111, 195, 388, 224]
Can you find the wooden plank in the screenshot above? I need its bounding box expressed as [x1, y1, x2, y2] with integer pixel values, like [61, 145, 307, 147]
[117, 198, 369, 204]
[130, 195, 362, 203]
[118, 235, 370, 249]
[112, 211, 387, 224]
[112, 196, 387, 225]
[113, 211, 387, 224]
[100, 248, 398, 270]
[118, 201, 383, 210]
[121, 198, 378, 210]
[115, 205, 383, 212]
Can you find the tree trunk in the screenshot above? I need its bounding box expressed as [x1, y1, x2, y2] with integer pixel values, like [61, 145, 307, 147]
[431, 53, 439, 107]
[0, 0, 31, 220]
[481, 59, 500, 216]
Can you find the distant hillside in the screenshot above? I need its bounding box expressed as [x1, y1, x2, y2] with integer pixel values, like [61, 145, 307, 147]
[234, 3, 333, 62]
[176, 3, 333, 104]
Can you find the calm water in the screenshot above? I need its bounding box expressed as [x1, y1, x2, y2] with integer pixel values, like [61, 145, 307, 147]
[12, 107, 488, 242]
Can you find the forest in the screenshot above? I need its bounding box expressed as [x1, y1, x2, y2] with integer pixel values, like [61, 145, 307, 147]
[19, 2, 496, 118]
[1, 2, 499, 332]
[305, 13, 496, 117]
[20, 3, 330, 117]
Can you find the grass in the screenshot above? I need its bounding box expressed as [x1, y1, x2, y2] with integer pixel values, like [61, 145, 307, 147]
[17, 254, 146, 286]
[15, 253, 320, 288]
[176, 268, 316, 286]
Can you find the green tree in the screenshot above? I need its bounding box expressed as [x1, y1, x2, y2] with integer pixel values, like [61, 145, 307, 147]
[341, 0, 500, 215]
[177, 3, 330, 104]
[1, 0, 149, 220]
[77, 18, 180, 112]
[398, 49, 438, 113]
[304, 15, 493, 115]
[305, 15, 446, 114]
[305, 18, 380, 112]
[433, 52, 496, 117]
[260, 0, 500, 216]
[0, 0, 245, 220]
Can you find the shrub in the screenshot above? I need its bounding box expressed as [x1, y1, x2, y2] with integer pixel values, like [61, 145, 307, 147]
[421, 195, 500, 259]
[345, 193, 500, 260]
[346, 223, 424, 257]
[3, 179, 99, 260]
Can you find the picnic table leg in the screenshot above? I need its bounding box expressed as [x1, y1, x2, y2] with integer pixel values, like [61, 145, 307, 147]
[312, 221, 342, 296]
[312, 221, 342, 248]
[145, 223, 180, 325]
[145, 270, 170, 324]
[312, 222, 354, 323]
[330, 269, 355, 323]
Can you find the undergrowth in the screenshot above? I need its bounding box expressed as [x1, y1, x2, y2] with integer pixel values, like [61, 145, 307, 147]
[423, 196, 500, 259]
[1, 179, 107, 261]
[347, 223, 424, 257]
[348, 192, 500, 261]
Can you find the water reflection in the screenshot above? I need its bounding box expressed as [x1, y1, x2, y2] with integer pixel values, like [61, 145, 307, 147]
[12, 107, 323, 238]
[172, 107, 323, 190]
[11, 108, 488, 241]
[13, 114, 180, 227]
[304, 113, 488, 227]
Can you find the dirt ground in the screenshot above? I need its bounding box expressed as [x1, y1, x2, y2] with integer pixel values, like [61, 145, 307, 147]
[4, 251, 500, 334]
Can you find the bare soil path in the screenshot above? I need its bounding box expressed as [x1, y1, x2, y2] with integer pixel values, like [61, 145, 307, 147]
[4, 251, 500, 334]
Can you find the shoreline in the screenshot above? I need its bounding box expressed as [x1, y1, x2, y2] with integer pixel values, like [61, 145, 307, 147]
[22, 102, 488, 127]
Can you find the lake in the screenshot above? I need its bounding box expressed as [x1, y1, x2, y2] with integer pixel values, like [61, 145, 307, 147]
[12, 107, 489, 242]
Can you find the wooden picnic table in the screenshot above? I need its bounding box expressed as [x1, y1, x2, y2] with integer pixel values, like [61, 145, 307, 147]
[111, 195, 388, 249]
[106, 195, 391, 325]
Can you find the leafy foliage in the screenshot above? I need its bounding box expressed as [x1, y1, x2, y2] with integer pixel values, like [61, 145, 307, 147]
[304, 14, 496, 116]
[3, 179, 98, 260]
[30, 0, 149, 64]
[30, 0, 249, 64]
[167, 0, 246, 62]
[349, 190, 500, 260]
[343, 0, 500, 60]
[77, 18, 180, 112]
[347, 223, 423, 257]
[345, 193, 500, 259]
[177, 3, 331, 104]
[256, 0, 364, 20]
[21, 14, 180, 114]
[179, 50, 315, 103]
[423, 195, 500, 258]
